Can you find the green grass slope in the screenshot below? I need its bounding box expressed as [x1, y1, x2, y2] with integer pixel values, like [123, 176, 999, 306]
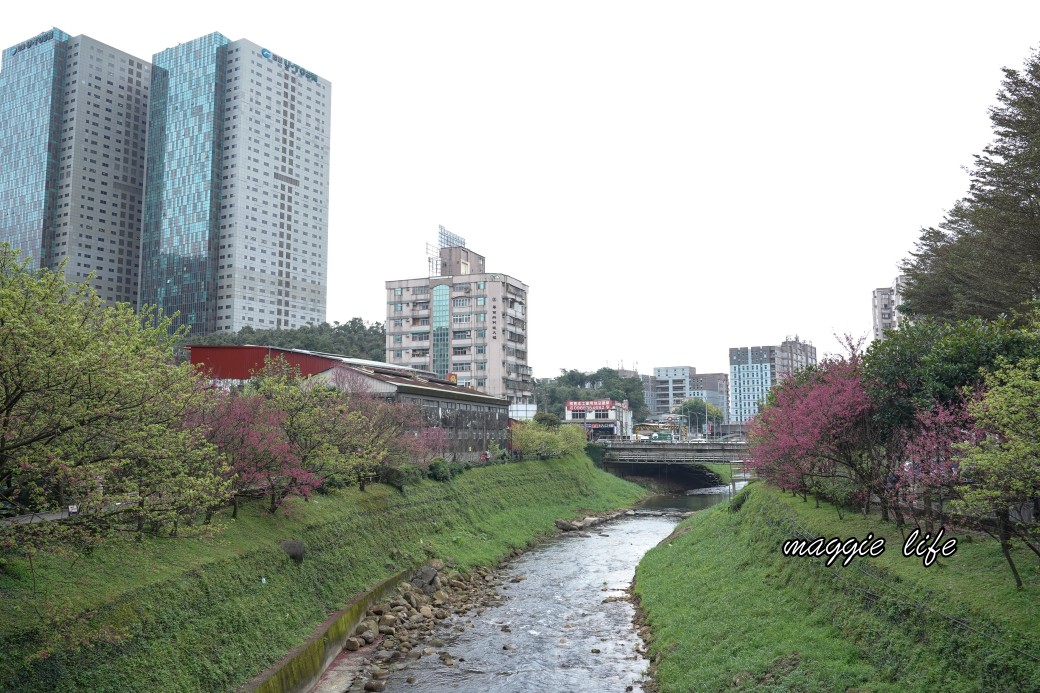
[0, 455, 644, 692]
[634, 483, 1040, 692]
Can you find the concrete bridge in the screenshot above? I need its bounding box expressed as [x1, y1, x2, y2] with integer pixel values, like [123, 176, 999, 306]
[603, 440, 748, 465]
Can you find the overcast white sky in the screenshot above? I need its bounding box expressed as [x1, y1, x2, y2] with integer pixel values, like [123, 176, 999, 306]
[5, 2, 1040, 377]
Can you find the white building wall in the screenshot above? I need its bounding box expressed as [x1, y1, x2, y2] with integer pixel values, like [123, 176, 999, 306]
[218, 39, 330, 332]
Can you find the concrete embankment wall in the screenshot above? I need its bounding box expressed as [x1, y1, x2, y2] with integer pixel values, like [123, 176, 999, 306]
[246, 569, 410, 693]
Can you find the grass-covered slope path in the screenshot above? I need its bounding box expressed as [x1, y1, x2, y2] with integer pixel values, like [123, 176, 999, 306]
[0, 455, 644, 692]
[634, 482, 1040, 692]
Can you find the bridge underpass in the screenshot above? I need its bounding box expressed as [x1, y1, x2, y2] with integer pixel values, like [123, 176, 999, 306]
[601, 441, 749, 490]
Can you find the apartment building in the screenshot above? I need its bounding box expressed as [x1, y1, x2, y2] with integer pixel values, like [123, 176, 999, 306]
[729, 336, 816, 423]
[140, 33, 331, 335]
[0, 29, 151, 304]
[385, 240, 533, 411]
[872, 275, 906, 341]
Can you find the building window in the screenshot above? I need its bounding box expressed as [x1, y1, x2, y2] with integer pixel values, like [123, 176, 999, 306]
[571, 411, 586, 419]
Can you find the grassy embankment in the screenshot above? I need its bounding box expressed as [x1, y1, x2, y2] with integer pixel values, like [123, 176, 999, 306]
[634, 482, 1040, 692]
[701, 462, 733, 485]
[0, 455, 645, 693]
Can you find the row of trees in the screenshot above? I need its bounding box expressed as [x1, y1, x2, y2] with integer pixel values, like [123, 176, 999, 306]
[0, 246, 443, 563]
[754, 45, 1040, 588]
[534, 368, 649, 421]
[748, 320, 1040, 587]
[901, 47, 1040, 321]
[184, 318, 387, 362]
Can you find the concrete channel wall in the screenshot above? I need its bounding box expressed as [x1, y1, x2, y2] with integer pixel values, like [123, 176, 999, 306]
[243, 568, 412, 693]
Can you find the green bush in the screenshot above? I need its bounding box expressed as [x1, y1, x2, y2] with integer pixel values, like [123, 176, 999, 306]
[379, 463, 426, 491]
[428, 458, 454, 482]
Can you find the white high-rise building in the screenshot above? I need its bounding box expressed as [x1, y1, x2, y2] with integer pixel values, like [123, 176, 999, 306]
[872, 275, 906, 341]
[140, 33, 331, 335]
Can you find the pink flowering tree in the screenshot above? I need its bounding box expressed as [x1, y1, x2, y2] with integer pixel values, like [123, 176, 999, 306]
[749, 353, 899, 518]
[888, 401, 970, 532]
[407, 426, 450, 466]
[201, 391, 321, 516]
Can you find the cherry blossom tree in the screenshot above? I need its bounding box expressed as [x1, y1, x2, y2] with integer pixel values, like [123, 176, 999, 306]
[748, 354, 898, 518]
[889, 401, 970, 533]
[199, 392, 319, 516]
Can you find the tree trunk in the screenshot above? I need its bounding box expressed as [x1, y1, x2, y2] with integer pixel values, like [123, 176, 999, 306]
[997, 509, 1024, 589]
[232, 495, 239, 520]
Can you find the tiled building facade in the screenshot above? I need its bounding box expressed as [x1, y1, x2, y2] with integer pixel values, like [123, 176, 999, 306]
[385, 244, 533, 407]
[0, 29, 150, 304]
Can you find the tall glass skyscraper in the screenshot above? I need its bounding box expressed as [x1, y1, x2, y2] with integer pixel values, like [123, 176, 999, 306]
[1, 29, 331, 332]
[140, 34, 331, 336]
[0, 29, 151, 304]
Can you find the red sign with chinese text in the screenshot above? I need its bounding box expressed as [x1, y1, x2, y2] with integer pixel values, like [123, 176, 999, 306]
[565, 399, 614, 411]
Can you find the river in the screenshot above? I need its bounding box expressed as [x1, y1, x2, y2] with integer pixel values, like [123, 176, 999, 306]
[372, 481, 743, 692]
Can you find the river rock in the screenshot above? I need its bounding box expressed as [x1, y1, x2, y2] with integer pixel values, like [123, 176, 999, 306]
[363, 680, 387, 692]
[344, 637, 363, 651]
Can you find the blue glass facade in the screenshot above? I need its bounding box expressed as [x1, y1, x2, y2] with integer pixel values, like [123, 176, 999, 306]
[139, 33, 229, 335]
[0, 29, 70, 268]
[432, 284, 450, 377]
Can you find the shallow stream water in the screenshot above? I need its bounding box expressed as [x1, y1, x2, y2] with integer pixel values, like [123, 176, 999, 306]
[380, 481, 744, 692]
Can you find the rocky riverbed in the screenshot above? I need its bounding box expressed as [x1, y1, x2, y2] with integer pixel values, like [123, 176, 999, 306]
[311, 508, 653, 693]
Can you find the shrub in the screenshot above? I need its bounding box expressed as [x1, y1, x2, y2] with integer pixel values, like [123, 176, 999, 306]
[379, 463, 426, 491]
[428, 458, 454, 482]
